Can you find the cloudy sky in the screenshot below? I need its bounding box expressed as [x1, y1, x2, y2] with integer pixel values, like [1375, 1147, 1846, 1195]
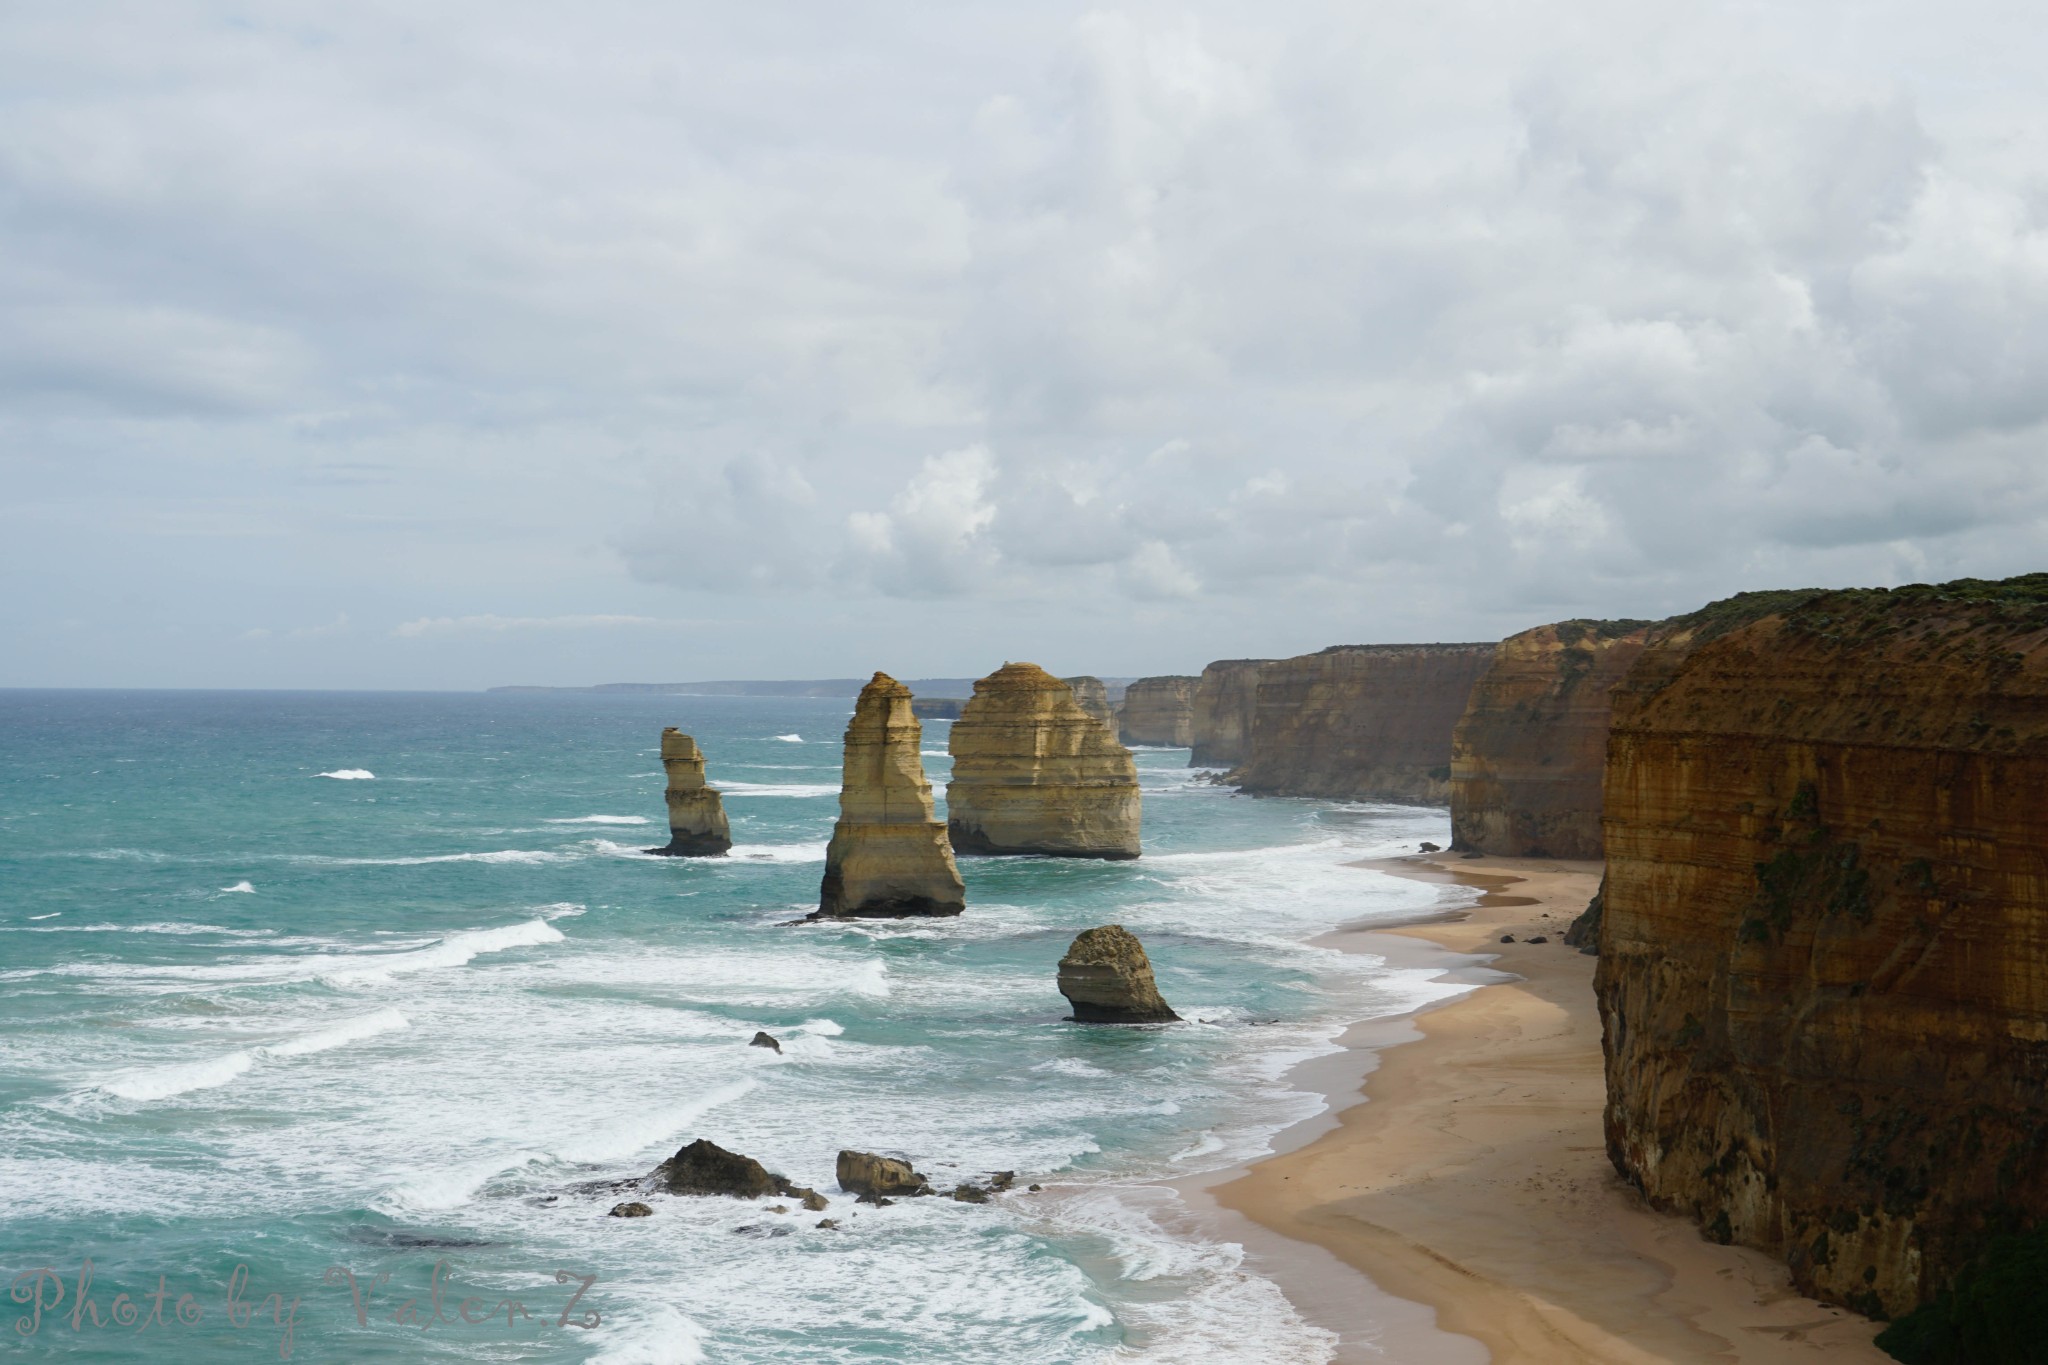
[4, 1, 2044, 688]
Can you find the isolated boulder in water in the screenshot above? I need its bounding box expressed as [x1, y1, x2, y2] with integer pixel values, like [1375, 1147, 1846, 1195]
[836, 1150, 930, 1200]
[1057, 925, 1180, 1023]
[648, 730, 734, 856]
[650, 1139, 787, 1199]
[608, 1202, 653, 1218]
[749, 1031, 782, 1053]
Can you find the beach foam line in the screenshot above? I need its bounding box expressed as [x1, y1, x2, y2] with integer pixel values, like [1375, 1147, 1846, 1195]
[323, 917, 565, 987]
[544, 815, 651, 825]
[315, 769, 376, 780]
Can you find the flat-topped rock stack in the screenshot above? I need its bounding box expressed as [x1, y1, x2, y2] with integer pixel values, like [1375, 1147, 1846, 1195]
[1449, 619, 1654, 858]
[648, 729, 733, 856]
[947, 663, 1142, 859]
[1118, 676, 1197, 747]
[811, 673, 966, 919]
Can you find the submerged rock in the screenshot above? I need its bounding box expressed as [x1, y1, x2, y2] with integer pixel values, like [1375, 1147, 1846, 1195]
[647, 729, 733, 856]
[950, 1184, 991, 1204]
[836, 1149, 930, 1200]
[607, 1202, 653, 1218]
[810, 673, 967, 920]
[947, 663, 1141, 859]
[1057, 925, 1180, 1023]
[650, 1139, 792, 1200]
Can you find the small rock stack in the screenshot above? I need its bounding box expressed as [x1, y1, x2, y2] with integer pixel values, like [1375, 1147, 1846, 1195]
[1057, 925, 1179, 1023]
[649, 729, 733, 856]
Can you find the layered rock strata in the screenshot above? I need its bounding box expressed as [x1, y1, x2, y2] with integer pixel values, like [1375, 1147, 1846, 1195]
[946, 663, 1141, 859]
[1449, 620, 1653, 857]
[648, 729, 733, 856]
[1188, 659, 1270, 767]
[1061, 676, 1116, 731]
[1231, 644, 1497, 803]
[1596, 576, 2048, 1318]
[1119, 675, 1197, 747]
[812, 674, 966, 919]
[1058, 925, 1179, 1023]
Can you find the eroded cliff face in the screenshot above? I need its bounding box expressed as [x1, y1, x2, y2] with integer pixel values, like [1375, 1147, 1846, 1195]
[650, 729, 734, 856]
[1449, 620, 1653, 857]
[947, 663, 1141, 859]
[1119, 676, 1197, 747]
[1231, 644, 1496, 803]
[1061, 676, 1116, 731]
[1188, 660, 1269, 767]
[1597, 577, 2048, 1317]
[814, 673, 966, 918]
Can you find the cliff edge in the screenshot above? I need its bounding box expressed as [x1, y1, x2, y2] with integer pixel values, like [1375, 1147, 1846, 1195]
[1597, 575, 2048, 1318]
[1449, 620, 1653, 858]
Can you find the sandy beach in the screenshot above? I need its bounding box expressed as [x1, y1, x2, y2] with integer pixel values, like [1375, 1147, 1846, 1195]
[1209, 854, 1893, 1364]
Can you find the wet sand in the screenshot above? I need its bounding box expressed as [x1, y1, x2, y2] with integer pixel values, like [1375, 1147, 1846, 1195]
[1202, 854, 1890, 1364]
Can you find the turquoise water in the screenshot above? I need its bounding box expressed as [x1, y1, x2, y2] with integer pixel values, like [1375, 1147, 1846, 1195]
[0, 690, 1460, 1363]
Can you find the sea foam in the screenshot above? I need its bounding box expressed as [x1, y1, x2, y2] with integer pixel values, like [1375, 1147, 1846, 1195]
[315, 769, 376, 780]
[324, 918, 564, 986]
[545, 815, 652, 825]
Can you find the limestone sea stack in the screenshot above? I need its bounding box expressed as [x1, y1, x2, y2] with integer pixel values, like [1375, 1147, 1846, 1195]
[649, 729, 733, 856]
[1057, 925, 1179, 1023]
[811, 673, 966, 919]
[1060, 675, 1116, 731]
[946, 663, 1141, 859]
[1187, 659, 1270, 767]
[1596, 576, 2048, 1318]
[1448, 619, 1654, 857]
[1231, 643, 1497, 803]
[1118, 675, 1197, 747]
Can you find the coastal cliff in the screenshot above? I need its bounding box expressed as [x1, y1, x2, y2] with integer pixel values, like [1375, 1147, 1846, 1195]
[1448, 620, 1653, 857]
[947, 663, 1141, 859]
[1061, 676, 1116, 731]
[1119, 676, 1196, 747]
[1231, 644, 1496, 803]
[1188, 660, 1269, 767]
[1596, 576, 2048, 1318]
[813, 673, 966, 918]
[650, 729, 733, 856]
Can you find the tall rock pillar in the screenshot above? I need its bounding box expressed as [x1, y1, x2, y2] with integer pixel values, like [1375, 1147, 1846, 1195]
[947, 663, 1142, 859]
[813, 673, 967, 918]
[650, 729, 733, 856]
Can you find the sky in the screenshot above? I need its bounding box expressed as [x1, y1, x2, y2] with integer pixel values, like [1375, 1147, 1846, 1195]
[4, 1, 2045, 689]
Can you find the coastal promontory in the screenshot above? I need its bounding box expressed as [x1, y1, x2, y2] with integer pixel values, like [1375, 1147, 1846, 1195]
[1188, 659, 1268, 767]
[1118, 675, 1197, 747]
[1597, 576, 2048, 1318]
[1448, 620, 1652, 858]
[812, 673, 966, 919]
[946, 663, 1141, 859]
[649, 729, 733, 856]
[1231, 643, 1497, 803]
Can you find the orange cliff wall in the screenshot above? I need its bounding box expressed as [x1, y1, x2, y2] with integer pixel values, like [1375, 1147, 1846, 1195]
[1232, 643, 1496, 803]
[1449, 619, 1653, 858]
[1188, 660, 1269, 768]
[1595, 577, 2048, 1318]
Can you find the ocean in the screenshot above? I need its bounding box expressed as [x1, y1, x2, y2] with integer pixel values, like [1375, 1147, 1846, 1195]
[0, 689, 1468, 1363]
